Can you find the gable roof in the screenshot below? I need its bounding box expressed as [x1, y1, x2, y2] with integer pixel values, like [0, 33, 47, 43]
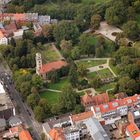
[71, 111, 93, 123]
[39, 60, 67, 74]
[49, 127, 65, 140]
[94, 94, 140, 114]
[127, 123, 140, 140]
[81, 92, 109, 106]
[0, 30, 4, 38]
[19, 130, 33, 140]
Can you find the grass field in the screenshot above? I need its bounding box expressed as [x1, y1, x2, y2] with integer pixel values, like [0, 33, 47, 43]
[76, 60, 106, 69]
[109, 61, 118, 76]
[40, 90, 60, 105]
[97, 68, 113, 79]
[96, 82, 116, 92]
[87, 72, 98, 79]
[40, 89, 85, 105]
[82, 0, 111, 4]
[40, 45, 60, 63]
[48, 78, 70, 91]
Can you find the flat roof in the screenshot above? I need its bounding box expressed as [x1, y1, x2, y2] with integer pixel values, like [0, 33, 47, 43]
[0, 82, 13, 111]
[0, 82, 5, 94]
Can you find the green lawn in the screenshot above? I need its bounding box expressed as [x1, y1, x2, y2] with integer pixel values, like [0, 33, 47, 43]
[48, 78, 70, 91]
[96, 82, 116, 92]
[97, 68, 113, 79]
[39, 45, 60, 63]
[87, 72, 98, 79]
[109, 61, 118, 76]
[40, 90, 60, 105]
[76, 60, 106, 69]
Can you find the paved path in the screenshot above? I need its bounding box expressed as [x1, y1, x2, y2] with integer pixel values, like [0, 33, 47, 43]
[76, 88, 97, 95]
[47, 89, 62, 93]
[75, 57, 111, 62]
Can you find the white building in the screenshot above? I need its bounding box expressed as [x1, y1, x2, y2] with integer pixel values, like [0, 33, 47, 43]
[0, 31, 8, 45]
[13, 29, 24, 39]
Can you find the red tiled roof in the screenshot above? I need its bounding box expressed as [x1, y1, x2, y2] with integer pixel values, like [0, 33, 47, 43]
[71, 111, 93, 123]
[0, 30, 4, 38]
[9, 125, 23, 134]
[19, 130, 33, 140]
[94, 94, 140, 114]
[81, 92, 109, 106]
[49, 128, 65, 140]
[13, 14, 26, 21]
[127, 123, 140, 140]
[39, 60, 67, 74]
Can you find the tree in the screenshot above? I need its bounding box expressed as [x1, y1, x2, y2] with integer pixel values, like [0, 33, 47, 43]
[90, 14, 101, 30]
[53, 21, 79, 45]
[32, 74, 43, 90]
[47, 70, 60, 83]
[117, 76, 139, 95]
[31, 87, 38, 94]
[59, 85, 77, 112]
[90, 76, 102, 88]
[68, 63, 78, 87]
[77, 63, 88, 77]
[27, 94, 40, 109]
[71, 46, 81, 60]
[73, 104, 84, 114]
[10, 37, 16, 47]
[39, 99, 51, 117]
[123, 20, 139, 40]
[34, 106, 45, 122]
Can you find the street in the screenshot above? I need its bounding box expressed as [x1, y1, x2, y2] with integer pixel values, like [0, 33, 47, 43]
[0, 71, 42, 140]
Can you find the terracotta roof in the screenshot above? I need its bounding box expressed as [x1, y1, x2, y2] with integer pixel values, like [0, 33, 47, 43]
[71, 111, 93, 123]
[81, 92, 109, 106]
[19, 130, 33, 140]
[81, 93, 93, 104]
[39, 60, 67, 74]
[9, 125, 23, 134]
[0, 30, 4, 38]
[49, 128, 65, 140]
[94, 94, 140, 114]
[92, 92, 109, 105]
[127, 123, 140, 139]
[13, 14, 26, 21]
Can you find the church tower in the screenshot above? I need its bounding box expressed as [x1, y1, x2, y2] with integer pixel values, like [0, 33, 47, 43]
[36, 53, 42, 75]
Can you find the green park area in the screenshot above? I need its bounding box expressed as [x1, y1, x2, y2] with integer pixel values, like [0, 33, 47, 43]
[40, 90, 60, 105]
[39, 45, 60, 63]
[82, 0, 111, 4]
[87, 68, 114, 80]
[76, 60, 106, 69]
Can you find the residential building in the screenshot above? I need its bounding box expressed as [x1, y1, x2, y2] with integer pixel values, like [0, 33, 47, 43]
[84, 117, 110, 140]
[128, 109, 140, 129]
[36, 53, 67, 79]
[91, 94, 140, 124]
[9, 116, 22, 127]
[70, 111, 93, 125]
[0, 82, 15, 120]
[19, 129, 33, 140]
[13, 29, 24, 39]
[126, 123, 140, 140]
[81, 92, 109, 107]
[3, 125, 23, 139]
[38, 15, 51, 25]
[0, 118, 6, 132]
[0, 30, 8, 45]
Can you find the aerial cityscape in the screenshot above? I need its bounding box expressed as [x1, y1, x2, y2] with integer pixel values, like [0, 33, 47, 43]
[0, 0, 140, 140]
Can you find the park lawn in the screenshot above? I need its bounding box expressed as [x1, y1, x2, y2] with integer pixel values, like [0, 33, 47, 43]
[109, 61, 118, 76]
[87, 71, 98, 79]
[97, 68, 113, 79]
[40, 90, 60, 105]
[48, 78, 70, 91]
[76, 60, 106, 69]
[40, 45, 60, 63]
[96, 82, 116, 92]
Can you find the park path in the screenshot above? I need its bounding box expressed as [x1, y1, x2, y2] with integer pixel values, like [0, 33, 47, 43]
[47, 89, 62, 93]
[77, 58, 117, 77]
[76, 88, 96, 96]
